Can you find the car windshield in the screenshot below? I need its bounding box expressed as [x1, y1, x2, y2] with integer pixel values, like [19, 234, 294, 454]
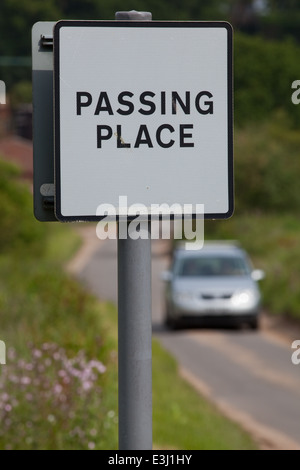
[176, 255, 250, 277]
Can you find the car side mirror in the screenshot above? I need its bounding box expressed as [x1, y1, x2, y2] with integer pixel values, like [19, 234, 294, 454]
[161, 271, 173, 282]
[251, 269, 265, 282]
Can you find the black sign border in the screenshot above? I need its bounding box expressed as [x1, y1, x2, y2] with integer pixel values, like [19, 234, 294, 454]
[54, 20, 234, 222]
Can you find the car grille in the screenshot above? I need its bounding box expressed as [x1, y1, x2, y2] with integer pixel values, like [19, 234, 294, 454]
[201, 293, 233, 300]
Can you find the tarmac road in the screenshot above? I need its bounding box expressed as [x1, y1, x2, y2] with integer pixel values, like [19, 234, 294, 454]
[73, 232, 300, 450]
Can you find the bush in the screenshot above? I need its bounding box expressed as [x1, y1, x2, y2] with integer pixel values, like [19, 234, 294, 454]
[234, 113, 300, 212]
[235, 33, 300, 126]
[0, 158, 45, 255]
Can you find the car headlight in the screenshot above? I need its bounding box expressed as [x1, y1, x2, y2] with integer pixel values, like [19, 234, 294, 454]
[231, 290, 256, 307]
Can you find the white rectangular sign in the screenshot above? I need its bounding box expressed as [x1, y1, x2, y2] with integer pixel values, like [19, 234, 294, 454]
[54, 21, 233, 221]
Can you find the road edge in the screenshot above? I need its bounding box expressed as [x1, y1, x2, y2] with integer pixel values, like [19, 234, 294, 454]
[180, 367, 300, 450]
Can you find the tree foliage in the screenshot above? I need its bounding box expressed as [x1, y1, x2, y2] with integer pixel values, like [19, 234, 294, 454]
[1, 0, 300, 125]
[235, 33, 300, 125]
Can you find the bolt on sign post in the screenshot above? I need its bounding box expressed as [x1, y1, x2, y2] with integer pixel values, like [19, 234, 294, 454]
[33, 10, 233, 450]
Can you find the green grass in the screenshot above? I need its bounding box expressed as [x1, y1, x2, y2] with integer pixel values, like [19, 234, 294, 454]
[152, 341, 257, 450]
[0, 245, 120, 449]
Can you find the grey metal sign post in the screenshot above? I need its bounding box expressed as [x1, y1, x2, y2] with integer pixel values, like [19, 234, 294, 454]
[118, 221, 152, 450]
[116, 11, 153, 451]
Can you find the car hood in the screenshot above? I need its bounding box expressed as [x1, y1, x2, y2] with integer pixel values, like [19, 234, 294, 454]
[173, 276, 259, 295]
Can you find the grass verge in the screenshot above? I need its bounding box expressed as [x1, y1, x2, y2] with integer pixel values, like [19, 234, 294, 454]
[152, 340, 257, 450]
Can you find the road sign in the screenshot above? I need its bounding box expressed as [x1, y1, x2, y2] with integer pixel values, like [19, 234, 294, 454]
[54, 21, 233, 221]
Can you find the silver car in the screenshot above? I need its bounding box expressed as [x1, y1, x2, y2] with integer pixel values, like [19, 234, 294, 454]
[162, 242, 265, 329]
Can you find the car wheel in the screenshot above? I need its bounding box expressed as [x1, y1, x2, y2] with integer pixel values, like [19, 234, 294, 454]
[165, 315, 177, 330]
[165, 307, 178, 330]
[248, 316, 259, 330]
